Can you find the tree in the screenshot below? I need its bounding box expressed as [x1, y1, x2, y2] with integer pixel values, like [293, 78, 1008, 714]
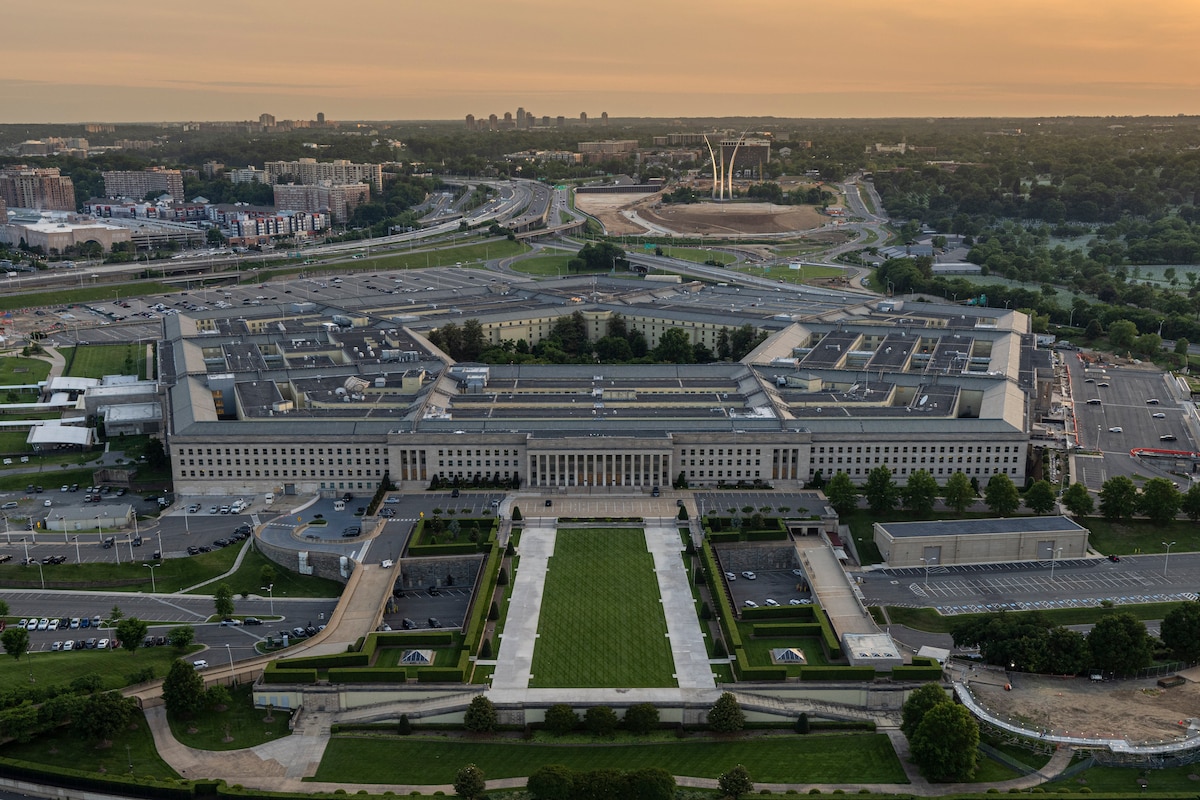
[1182, 484, 1200, 522]
[143, 437, 167, 471]
[864, 465, 899, 514]
[1042, 626, 1089, 675]
[527, 764, 575, 800]
[1023, 479, 1057, 514]
[168, 625, 195, 650]
[214, 583, 236, 618]
[1138, 477, 1181, 524]
[902, 470, 939, 516]
[76, 691, 136, 744]
[1099, 476, 1138, 521]
[0, 600, 8, 617]
[1107, 319, 1138, 349]
[463, 695, 497, 733]
[623, 702, 659, 735]
[901, 683, 951, 738]
[823, 471, 858, 517]
[1175, 337, 1191, 357]
[206, 683, 231, 710]
[397, 713, 412, 735]
[1061, 482, 1094, 518]
[984, 473, 1020, 516]
[544, 703, 579, 736]
[717, 764, 754, 799]
[795, 712, 810, 734]
[116, 617, 148, 653]
[707, 692, 744, 733]
[453, 764, 486, 800]
[1088, 612, 1153, 675]
[259, 565, 276, 589]
[584, 705, 619, 737]
[1161, 601, 1200, 662]
[942, 472, 975, 515]
[624, 767, 675, 800]
[162, 659, 206, 718]
[1084, 319, 1104, 340]
[653, 328, 694, 363]
[109, 605, 124, 624]
[1, 626, 30, 660]
[909, 702, 979, 781]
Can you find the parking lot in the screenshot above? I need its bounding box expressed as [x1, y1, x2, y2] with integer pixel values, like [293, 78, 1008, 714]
[722, 567, 813, 609]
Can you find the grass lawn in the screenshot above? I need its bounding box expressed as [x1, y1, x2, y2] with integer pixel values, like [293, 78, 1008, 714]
[61, 343, 149, 380]
[732, 263, 844, 285]
[0, 356, 50, 386]
[1047, 764, 1200, 792]
[188, 542, 344, 598]
[884, 600, 1189, 634]
[0, 282, 179, 313]
[507, 254, 576, 277]
[252, 239, 528, 282]
[0, 466, 99, 492]
[165, 683, 293, 751]
[1083, 517, 1200, 555]
[665, 247, 737, 266]
[312, 732, 906, 784]
[1, 706, 178, 780]
[967, 753, 1023, 783]
[0, 645, 194, 695]
[530, 528, 676, 688]
[0, 428, 33, 453]
[0, 539, 241, 592]
[737, 631, 831, 674]
[981, 733, 1052, 771]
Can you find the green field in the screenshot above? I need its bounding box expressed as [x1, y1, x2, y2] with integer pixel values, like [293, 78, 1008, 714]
[884, 600, 1189, 634]
[0, 466, 98, 492]
[1083, 517, 1200, 556]
[165, 683, 294, 751]
[1047, 764, 1200, 792]
[530, 528, 675, 688]
[187, 541, 345, 599]
[666, 247, 737, 265]
[732, 262, 844, 285]
[250, 239, 529, 282]
[312, 733, 906, 784]
[61, 343, 150, 380]
[0, 282, 179, 313]
[507, 253, 577, 277]
[0, 643, 196, 695]
[0, 538, 241, 592]
[0, 356, 50, 386]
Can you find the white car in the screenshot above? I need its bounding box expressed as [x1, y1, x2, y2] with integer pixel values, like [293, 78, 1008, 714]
[97, 638, 110, 650]
[743, 600, 758, 608]
[764, 599, 780, 607]
[1108, 427, 1122, 433]
[741, 571, 757, 580]
[790, 598, 812, 605]
[17, 619, 28, 629]
[62, 640, 74, 651]
[48, 618, 59, 631]
[37, 618, 49, 631]
[1152, 412, 1166, 419]
[193, 660, 209, 670]
[791, 568, 804, 577]
[51, 641, 62, 651]
[43, 499, 52, 507]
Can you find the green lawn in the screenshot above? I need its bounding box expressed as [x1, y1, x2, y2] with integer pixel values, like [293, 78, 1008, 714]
[251, 239, 529, 282]
[165, 683, 294, 751]
[0, 706, 178, 780]
[1084, 517, 1200, 555]
[1046, 764, 1200, 792]
[732, 263, 844, 285]
[507, 254, 576, 277]
[0, 645, 195, 694]
[736, 632, 831, 674]
[666, 247, 737, 266]
[61, 343, 150, 380]
[530, 528, 676, 688]
[312, 733, 906, 784]
[0, 428, 33, 453]
[0, 466, 98, 491]
[0, 282, 179, 313]
[884, 600, 1189, 634]
[0, 538, 241, 591]
[188, 541, 345, 598]
[0, 356, 50, 386]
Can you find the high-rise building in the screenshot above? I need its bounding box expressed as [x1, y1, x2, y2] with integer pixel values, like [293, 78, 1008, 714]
[516, 107, 526, 128]
[259, 113, 276, 128]
[263, 158, 383, 193]
[465, 114, 475, 130]
[317, 112, 326, 126]
[580, 112, 588, 124]
[488, 114, 498, 130]
[273, 182, 369, 223]
[101, 168, 185, 201]
[601, 111, 609, 126]
[0, 166, 76, 211]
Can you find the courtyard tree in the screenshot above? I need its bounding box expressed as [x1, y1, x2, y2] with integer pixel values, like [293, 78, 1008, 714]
[909, 702, 979, 781]
[900, 683, 951, 738]
[902, 470, 939, 516]
[1088, 612, 1152, 675]
[1023, 479, 1057, 515]
[162, 659, 206, 719]
[1138, 477, 1181, 524]
[717, 764, 755, 799]
[259, 564, 276, 588]
[214, 583, 236, 618]
[984, 473, 1020, 516]
[824, 471, 858, 516]
[942, 472, 975, 515]
[584, 705, 620, 737]
[1161, 601, 1200, 662]
[1061, 482, 1094, 518]
[544, 703, 579, 736]
[76, 691, 136, 746]
[463, 695, 497, 733]
[1099, 476, 1138, 521]
[864, 466, 899, 514]
[707, 692, 745, 734]
[453, 764, 486, 800]
[623, 702, 660, 735]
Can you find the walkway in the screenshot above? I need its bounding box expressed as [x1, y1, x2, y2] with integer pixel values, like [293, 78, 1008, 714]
[645, 523, 715, 690]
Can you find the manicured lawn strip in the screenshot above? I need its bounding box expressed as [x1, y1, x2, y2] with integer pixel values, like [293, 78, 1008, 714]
[0, 429, 33, 453]
[0, 646, 194, 694]
[0, 356, 51, 385]
[312, 733, 906, 784]
[1083, 518, 1200, 555]
[967, 751, 1023, 783]
[736, 628, 831, 674]
[0, 282, 178, 313]
[664, 248, 737, 266]
[0, 466, 98, 492]
[251, 240, 528, 282]
[60, 343, 149, 380]
[165, 683, 294, 751]
[1046, 764, 1200, 792]
[530, 528, 676, 688]
[0, 707, 178, 780]
[507, 254, 576, 277]
[0, 539, 240, 592]
[981, 733, 1053, 771]
[885, 601, 1188, 634]
[185, 542, 344, 598]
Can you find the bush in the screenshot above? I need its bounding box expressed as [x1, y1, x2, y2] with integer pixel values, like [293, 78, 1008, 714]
[397, 714, 412, 735]
[544, 703, 579, 736]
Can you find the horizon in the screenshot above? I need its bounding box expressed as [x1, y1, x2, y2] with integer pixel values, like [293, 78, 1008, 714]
[4, 1, 1199, 124]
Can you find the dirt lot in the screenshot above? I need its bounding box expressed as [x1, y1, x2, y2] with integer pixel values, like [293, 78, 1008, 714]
[575, 193, 828, 237]
[970, 671, 1200, 743]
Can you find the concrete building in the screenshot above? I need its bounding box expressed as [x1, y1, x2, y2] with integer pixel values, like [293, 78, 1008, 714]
[873, 516, 1090, 568]
[228, 167, 267, 184]
[273, 183, 369, 223]
[0, 167, 76, 211]
[101, 168, 185, 201]
[263, 158, 383, 193]
[47, 504, 134, 533]
[0, 211, 131, 253]
[578, 140, 639, 163]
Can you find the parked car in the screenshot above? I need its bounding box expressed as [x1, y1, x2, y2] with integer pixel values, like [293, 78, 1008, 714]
[741, 571, 757, 580]
[743, 600, 758, 608]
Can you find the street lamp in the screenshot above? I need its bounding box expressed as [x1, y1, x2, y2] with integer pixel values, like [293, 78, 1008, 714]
[71, 536, 81, 564]
[1050, 547, 1062, 582]
[920, 556, 936, 586]
[2, 514, 9, 544]
[1162, 541, 1176, 577]
[261, 584, 274, 617]
[225, 642, 235, 679]
[144, 562, 160, 593]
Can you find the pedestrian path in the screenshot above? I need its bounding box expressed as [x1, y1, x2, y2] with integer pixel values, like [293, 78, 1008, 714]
[490, 524, 553, 690]
[645, 523, 714, 689]
[180, 536, 254, 594]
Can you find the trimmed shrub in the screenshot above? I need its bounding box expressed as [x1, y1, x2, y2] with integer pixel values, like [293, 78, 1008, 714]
[328, 668, 408, 683]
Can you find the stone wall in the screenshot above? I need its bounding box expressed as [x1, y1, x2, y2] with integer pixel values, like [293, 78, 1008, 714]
[255, 533, 354, 584]
[398, 554, 484, 592]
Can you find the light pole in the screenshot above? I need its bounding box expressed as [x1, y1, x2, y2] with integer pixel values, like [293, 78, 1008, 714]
[1050, 547, 1062, 582]
[2, 514, 8, 544]
[71, 536, 81, 564]
[1162, 541, 1176, 577]
[21, 537, 30, 564]
[1158, 319, 1166, 337]
[144, 562, 159, 593]
[261, 584, 274, 617]
[920, 556, 936, 586]
[225, 642, 235, 679]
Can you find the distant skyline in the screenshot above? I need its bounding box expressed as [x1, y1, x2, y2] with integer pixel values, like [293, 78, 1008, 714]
[4, 0, 1199, 124]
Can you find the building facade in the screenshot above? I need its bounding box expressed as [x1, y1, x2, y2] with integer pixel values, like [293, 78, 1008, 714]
[101, 168, 185, 201]
[0, 167, 76, 211]
[263, 159, 383, 193]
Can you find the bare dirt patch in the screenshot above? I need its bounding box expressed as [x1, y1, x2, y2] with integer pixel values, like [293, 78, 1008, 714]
[574, 193, 827, 237]
[970, 673, 1200, 743]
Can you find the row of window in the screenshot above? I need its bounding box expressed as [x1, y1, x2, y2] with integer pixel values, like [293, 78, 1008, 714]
[183, 469, 384, 479]
[182, 446, 384, 456]
[816, 445, 1016, 455]
[182, 458, 385, 467]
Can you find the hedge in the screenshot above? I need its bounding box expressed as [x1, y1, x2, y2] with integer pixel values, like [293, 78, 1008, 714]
[891, 664, 944, 681]
[700, 540, 742, 651]
[815, 609, 842, 660]
[363, 631, 455, 649]
[742, 605, 814, 621]
[744, 529, 789, 541]
[706, 531, 741, 544]
[416, 667, 465, 682]
[0, 757, 195, 800]
[736, 664, 788, 681]
[269, 652, 368, 670]
[463, 542, 503, 659]
[408, 541, 491, 556]
[800, 666, 877, 681]
[750, 622, 823, 638]
[328, 667, 408, 683]
[262, 666, 317, 684]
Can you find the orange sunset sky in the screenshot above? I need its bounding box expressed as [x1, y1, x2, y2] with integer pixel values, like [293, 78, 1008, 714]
[5, 0, 1200, 123]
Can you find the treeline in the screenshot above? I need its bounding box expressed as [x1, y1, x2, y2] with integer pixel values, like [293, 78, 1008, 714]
[428, 310, 766, 366]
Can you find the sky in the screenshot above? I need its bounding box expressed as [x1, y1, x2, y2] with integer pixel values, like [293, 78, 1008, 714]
[5, 0, 1200, 123]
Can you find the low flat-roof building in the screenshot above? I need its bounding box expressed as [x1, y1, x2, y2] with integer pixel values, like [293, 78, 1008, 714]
[873, 515, 1089, 568]
[46, 504, 134, 532]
